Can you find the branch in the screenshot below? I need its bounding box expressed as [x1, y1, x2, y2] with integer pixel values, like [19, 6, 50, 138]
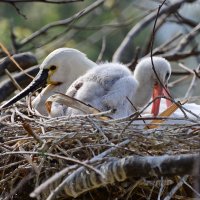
[0, 0, 83, 4]
[17, 0, 105, 49]
[0, 65, 39, 103]
[173, 22, 200, 53]
[10, 2, 27, 19]
[112, 0, 197, 63]
[32, 153, 199, 198]
[159, 49, 200, 61]
[149, 32, 182, 56]
[171, 12, 198, 28]
[0, 52, 38, 76]
[185, 64, 200, 98]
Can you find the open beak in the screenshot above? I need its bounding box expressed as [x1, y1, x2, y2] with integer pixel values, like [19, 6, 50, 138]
[151, 83, 172, 116]
[0, 68, 49, 110]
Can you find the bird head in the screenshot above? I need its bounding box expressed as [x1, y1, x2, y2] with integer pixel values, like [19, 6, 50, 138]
[134, 56, 172, 116]
[0, 48, 96, 110]
[150, 57, 172, 116]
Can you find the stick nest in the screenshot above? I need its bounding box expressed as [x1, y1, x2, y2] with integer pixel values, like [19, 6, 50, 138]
[0, 105, 199, 200]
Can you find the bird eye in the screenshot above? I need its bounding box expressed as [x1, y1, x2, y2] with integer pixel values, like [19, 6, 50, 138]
[165, 72, 170, 81]
[49, 65, 57, 71]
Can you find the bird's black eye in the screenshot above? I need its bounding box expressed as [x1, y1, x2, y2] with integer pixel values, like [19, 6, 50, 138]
[165, 72, 170, 81]
[49, 65, 57, 71]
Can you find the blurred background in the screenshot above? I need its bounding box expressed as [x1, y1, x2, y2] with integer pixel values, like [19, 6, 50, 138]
[0, 0, 200, 99]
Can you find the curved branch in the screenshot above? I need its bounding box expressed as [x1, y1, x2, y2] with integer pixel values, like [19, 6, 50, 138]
[173, 23, 200, 53]
[17, 0, 105, 49]
[31, 153, 199, 198]
[65, 154, 199, 197]
[112, 0, 197, 63]
[0, 65, 39, 103]
[0, 0, 83, 4]
[0, 52, 38, 76]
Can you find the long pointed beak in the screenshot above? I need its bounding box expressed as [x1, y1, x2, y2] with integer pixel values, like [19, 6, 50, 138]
[151, 84, 172, 116]
[0, 68, 49, 110]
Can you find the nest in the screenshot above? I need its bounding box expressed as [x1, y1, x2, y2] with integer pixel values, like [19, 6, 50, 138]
[0, 104, 199, 200]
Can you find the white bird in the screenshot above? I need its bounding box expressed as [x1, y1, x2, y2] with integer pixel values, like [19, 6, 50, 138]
[47, 57, 172, 118]
[0, 48, 97, 115]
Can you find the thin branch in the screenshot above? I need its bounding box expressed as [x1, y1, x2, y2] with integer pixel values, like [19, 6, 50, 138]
[10, 2, 27, 19]
[127, 47, 141, 71]
[150, 32, 182, 56]
[185, 64, 200, 98]
[113, 0, 197, 63]
[4, 69, 22, 91]
[17, 0, 105, 49]
[144, 13, 168, 55]
[0, 0, 83, 3]
[150, 0, 173, 100]
[0, 43, 34, 79]
[173, 22, 200, 53]
[0, 52, 38, 76]
[163, 175, 189, 200]
[96, 36, 106, 63]
[0, 65, 39, 103]
[174, 12, 198, 28]
[160, 49, 200, 61]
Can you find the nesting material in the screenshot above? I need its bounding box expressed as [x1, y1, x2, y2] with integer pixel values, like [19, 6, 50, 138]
[0, 103, 199, 200]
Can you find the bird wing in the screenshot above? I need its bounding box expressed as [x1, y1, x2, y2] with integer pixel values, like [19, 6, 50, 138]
[45, 93, 110, 120]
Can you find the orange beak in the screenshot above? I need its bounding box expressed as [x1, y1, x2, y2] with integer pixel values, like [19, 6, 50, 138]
[151, 83, 172, 116]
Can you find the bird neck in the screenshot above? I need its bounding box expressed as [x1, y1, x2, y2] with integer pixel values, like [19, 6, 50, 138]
[67, 57, 97, 85]
[132, 76, 154, 108]
[32, 83, 68, 115]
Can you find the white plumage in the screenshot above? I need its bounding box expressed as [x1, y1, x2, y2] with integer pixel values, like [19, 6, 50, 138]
[0, 48, 172, 119]
[33, 48, 97, 115]
[49, 57, 172, 118]
[0, 48, 97, 115]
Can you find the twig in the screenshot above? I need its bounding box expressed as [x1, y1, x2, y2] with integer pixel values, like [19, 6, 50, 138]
[150, 32, 182, 56]
[185, 64, 200, 98]
[0, 43, 34, 79]
[182, 179, 200, 198]
[10, 2, 27, 19]
[0, 65, 39, 103]
[173, 12, 198, 28]
[113, 0, 195, 62]
[161, 49, 200, 61]
[0, 52, 38, 76]
[163, 175, 188, 200]
[0, 151, 105, 178]
[150, 0, 172, 99]
[17, 0, 105, 48]
[96, 36, 106, 63]
[22, 121, 44, 145]
[127, 47, 141, 71]
[86, 116, 109, 142]
[168, 75, 189, 87]
[4, 171, 34, 200]
[4, 69, 22, 91]
[173, 23, 200, 53]
[43, 139, 131, 199]
[145, 13, 168, 55]
[0, 0, 83, 3]
[178, 63, 194, 74]
[157, 177, 164, 200]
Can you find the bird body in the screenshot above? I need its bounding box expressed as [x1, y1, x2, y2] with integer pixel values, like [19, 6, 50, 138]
[50, 63, 138, 118]
[0, 47, 172, 119]
[49, 57, 171, 118]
